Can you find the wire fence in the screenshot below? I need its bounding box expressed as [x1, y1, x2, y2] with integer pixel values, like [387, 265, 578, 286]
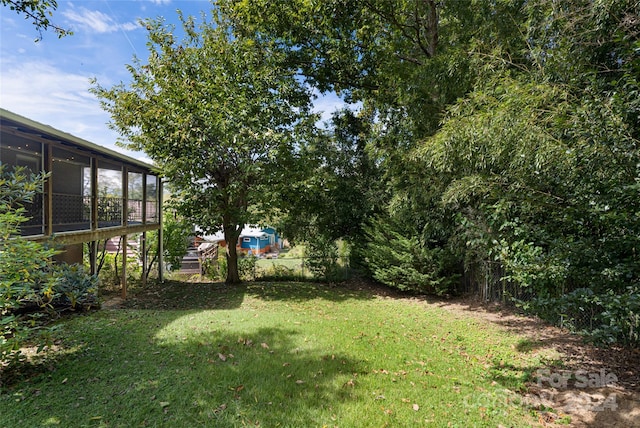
[459, 260, 599, 333]
[199, 255, 354, 282]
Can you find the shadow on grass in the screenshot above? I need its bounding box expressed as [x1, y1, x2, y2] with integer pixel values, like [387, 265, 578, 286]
[115, 279, 375, 312]
[119, 280, 248, 310]
[156, 324, 366, 426]
[245, 281, 376, 303]
[1, 308, 366, 427]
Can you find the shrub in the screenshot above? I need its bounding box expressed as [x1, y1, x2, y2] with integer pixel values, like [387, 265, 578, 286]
[256, 263, 305, 282]
[238, 255, 257, 281]
[146, 211, 191, 274]
[203, 256, 227, 281]
[1, 165, 98, 365]
[1, 165, 56, 362]
[521, 286, 640, 347]
[359, 216, 458, 295]
[49, 264, 99, 310]
[304, 236, 340, 281]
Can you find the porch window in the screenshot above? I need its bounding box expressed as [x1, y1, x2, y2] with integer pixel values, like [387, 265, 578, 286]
[52, 147, 91, 232]
[0, 135, 44, 235]
[145, 174, 158, 224]
[127, 171, 143, 224]
[97, 160, 123, 228]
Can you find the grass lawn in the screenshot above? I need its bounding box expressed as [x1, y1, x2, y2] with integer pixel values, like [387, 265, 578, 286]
[255, 257, 304, 272]
[1, 281, 555, 427]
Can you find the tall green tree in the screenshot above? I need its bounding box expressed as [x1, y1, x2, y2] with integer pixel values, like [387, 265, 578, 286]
[280, 108, 384, 246]
[92, 10, 317, 283]
[412, 0, 640, 343]
[224, 0, 530, 278]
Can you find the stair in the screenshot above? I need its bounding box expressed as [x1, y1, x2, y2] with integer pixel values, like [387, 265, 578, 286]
[178, 243, 218, 275]
[179, 248, 201, 274]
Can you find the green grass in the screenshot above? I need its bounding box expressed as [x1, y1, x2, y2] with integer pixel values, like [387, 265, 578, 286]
[255, 257, 305, 275]
[1, 281, 551, 427]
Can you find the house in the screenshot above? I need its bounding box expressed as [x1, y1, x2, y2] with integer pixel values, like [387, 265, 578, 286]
[198, 225, 281, 256]
[0, 108, 163, 296]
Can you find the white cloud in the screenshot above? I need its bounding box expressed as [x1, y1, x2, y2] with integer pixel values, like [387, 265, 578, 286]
[62, 7, 139, 34]
[0, 59, 141, 158]
[149, 0, 172, 5]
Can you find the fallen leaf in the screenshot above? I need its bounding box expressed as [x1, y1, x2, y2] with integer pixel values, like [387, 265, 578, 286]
[159, 402, 170, 408]
[61, 378, 68, 384]
[218, 353, 227, 362]
[413, 404, 420, 411]
[295, 380, 305, 384]
[261, 343, 269, 349]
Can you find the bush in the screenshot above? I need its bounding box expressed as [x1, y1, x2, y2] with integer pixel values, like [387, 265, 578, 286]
[1, 165, 98, 365]
[256, 262, 306, 282]
[359, 216, 458, 295]
[203, 256, 227, 281]
[238, 255, 257, 281]
[304, 236, 340, 281]
[521, 286, 640, 347]
[146, 211, 191, 273]
[49, 264, 99, 310]
[1, 165, 57, 362]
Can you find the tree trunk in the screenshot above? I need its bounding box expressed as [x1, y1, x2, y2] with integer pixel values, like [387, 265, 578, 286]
[224, 224, 241, 284]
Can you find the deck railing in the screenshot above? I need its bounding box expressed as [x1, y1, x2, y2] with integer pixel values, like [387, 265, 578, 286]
[17, 194, 158, 235]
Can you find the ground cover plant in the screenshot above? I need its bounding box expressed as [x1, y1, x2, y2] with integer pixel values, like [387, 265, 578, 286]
[0, 281, 559, 427]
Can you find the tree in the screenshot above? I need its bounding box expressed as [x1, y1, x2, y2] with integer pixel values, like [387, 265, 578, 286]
[411, 0, 640, 343]
[221, 0, 640, 345]
[219, 0, 531, 295]
[1, 0, 72, 40]
[279, 108, 384, 245]
[91, 10, 317, 283]
[144, 206, 192, 277]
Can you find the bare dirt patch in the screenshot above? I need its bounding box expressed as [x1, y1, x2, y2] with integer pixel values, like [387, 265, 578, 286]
[435, 297, 640, 427]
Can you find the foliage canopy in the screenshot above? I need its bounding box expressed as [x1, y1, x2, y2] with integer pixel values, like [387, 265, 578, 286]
[92, 10, 318, 283]
[220, 0, 640, 345]
[1, 0, 72, 40]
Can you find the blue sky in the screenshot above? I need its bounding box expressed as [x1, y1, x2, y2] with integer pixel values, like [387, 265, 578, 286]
[0, 0, 346, 162]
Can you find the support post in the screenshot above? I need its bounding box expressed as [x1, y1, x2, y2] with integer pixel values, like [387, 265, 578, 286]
[158, 179, 164, 282]
[121, 234, 127, 299]
[91, 159, 98, 230]
[89, 240, 97, 275]
[141, 231, 147, 287]
[122, 167, 128, 227]
[44, 144, 53, 235]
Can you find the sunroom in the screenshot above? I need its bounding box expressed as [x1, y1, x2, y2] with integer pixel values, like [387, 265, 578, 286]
[0, 108, 163, 296]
